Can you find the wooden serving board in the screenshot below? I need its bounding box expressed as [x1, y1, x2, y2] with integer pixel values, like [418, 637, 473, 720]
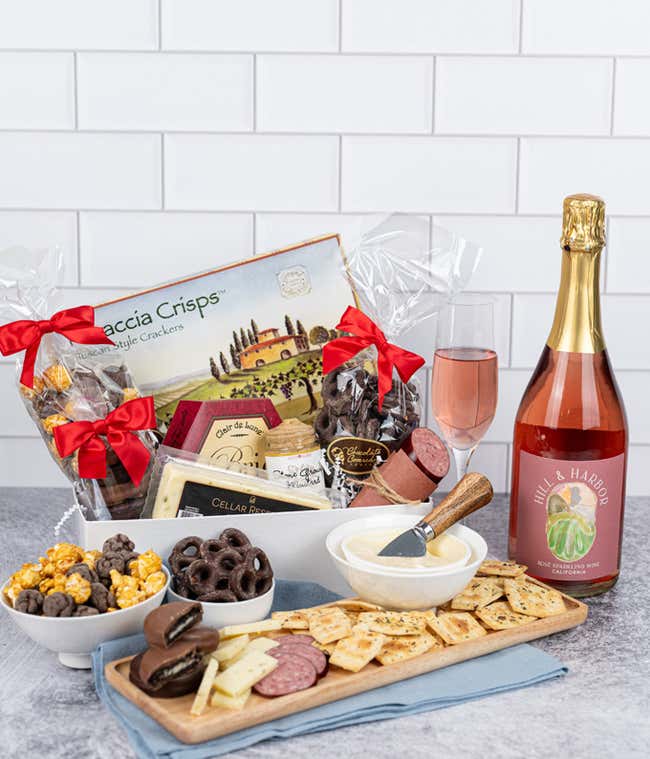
[105, 582, 587, 745]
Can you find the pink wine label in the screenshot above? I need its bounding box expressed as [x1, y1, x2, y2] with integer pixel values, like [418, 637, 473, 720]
[516, 451, 625, 582]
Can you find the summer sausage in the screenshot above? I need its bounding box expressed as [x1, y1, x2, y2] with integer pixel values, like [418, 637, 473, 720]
[253, 655, 317, 697]
[272, 642, 328, 677]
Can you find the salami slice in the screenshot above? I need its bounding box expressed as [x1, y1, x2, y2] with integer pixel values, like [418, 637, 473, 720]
[253, 655, 317, 697]
[276, 634, 315, 645]
[273, 642, 328, 677]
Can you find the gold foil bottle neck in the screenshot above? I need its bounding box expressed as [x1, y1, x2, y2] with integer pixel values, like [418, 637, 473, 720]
[560, 193, 606, 252]
[547, 193, 606, 353]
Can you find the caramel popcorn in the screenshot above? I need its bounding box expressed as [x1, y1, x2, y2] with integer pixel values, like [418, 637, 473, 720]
[110, 570, 146, 609]
[48, 543, 84, 574]
[14, 563, 42, 589]
[39, 574, 66, 596]
[38, 557, 56, 577]
[122, 387, 139, 402]
[19, 376, 45, 399]
[64, 573, 92, 604]
[142, 571, 167, 598]
[43, 363, 72, 392]
[130, 550, 162, 580]
[42, 414, 69, 435]
[5, 582, 23, 605]
[82, 550, 102, 570]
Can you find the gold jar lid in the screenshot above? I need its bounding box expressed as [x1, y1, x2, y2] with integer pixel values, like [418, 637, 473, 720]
[560, 193, 606, 252]
[265, 418, 318, 453]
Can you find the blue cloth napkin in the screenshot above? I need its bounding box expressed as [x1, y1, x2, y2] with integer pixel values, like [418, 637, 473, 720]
[93, 580, 567, 759]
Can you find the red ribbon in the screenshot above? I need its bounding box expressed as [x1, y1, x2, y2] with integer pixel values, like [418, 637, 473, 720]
[322, 306, 425, 410]
[0, 305, 113, 388]
[53, 397, 156, 487]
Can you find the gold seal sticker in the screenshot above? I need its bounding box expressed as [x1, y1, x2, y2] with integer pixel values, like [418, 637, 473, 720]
[326, 437, 389, 475]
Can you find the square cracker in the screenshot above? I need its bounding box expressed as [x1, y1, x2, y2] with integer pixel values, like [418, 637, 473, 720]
[307, 607, 353, 644]
[477, 559, 527, 578]
[426, 612, 487, 644]
[375, 632, 442, 666]
[271, 610, 309, 630]
[329, 629, 386, 673]
[357, 611, 426, 636]
[450, 577, 503, 610]
[328, 599, 385, 613]
[504, 579, 566, 618]
[475, 601, 536, 630]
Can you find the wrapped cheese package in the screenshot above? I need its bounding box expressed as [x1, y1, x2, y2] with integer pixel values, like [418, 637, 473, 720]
[143, 447, 337, 519]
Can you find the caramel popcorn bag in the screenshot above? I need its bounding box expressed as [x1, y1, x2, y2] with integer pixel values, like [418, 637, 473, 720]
[0, 248, 158, 520]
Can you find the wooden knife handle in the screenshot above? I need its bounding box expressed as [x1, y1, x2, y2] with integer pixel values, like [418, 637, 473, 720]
[422, 472, 493, 535]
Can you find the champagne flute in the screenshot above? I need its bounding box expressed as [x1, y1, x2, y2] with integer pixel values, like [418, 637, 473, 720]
[431, 296, 498, 482]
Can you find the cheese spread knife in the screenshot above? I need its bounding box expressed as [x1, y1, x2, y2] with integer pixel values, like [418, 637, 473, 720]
[378, 472, 493, 558]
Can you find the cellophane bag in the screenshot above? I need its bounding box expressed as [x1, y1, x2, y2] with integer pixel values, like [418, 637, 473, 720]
[315, 215, 481, 481]
[0, 247, 156, 520]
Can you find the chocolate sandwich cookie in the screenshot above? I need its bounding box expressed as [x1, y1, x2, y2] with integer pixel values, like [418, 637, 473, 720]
[177, 625, 220, 654]
[129, 652, 205, 699]
[144, 601, 203, 648]
[137, 639, 205, 693]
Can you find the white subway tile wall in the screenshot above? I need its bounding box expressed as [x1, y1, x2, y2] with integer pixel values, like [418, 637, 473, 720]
[0, 1, 647, 493]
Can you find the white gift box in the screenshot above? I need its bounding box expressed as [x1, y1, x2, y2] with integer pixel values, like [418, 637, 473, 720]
[72, 503, 430, 596]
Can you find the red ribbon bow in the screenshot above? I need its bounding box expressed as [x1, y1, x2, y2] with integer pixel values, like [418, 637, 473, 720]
[322, 306, 425, 410]
[0, 305, 114, 388]
[53, 396, 156, 487]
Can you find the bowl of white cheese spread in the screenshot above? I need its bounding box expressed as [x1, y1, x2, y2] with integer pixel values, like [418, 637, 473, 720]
[326, 515, 487, 610]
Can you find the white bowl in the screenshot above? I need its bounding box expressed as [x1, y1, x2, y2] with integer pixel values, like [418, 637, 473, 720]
[166, 579, 275, 628]
[326, 515, 487, 610]
[340, 530, 471, 575]
[0, 566, 170, 669]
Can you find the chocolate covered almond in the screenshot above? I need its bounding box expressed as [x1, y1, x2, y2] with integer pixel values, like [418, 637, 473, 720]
[143, 600, 202, 648]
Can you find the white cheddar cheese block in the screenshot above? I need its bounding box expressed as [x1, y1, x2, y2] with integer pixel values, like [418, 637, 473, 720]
[246, 637, 280, 653]
[219, 619, 282, 639]
[151, 459, 331, 519]
[211, 687, 251, 711]
[212, 652, 278, 697]
[212, 634, 250, 663]
[190, 657, 219, 716]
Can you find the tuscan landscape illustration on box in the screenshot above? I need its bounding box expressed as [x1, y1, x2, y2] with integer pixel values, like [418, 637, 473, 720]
[92, 236, 355, 428]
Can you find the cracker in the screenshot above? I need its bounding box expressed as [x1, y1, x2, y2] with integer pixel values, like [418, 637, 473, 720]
[476, 559, 527, 578]
[313, 640, 338, 656]
[450, 577, 504, 610]
[475, 601, 536, 630]
[426, 612, 487, 644]
[375, 632, 441, 666]
[271, 610, 309, 629]
[329, 630, 386, 673]
[357, 611, 426, 636]
[328, 599, 385, 613]
[308, 607, 353, 644]
[504, 579, 566, 618]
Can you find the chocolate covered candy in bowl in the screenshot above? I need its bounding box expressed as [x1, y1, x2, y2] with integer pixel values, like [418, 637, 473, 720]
[167, 530, 275, 627]
[1, 534, 170, 668]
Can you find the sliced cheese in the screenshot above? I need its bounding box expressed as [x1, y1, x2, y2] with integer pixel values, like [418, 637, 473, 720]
[211, 687, 251, 711]
[190, 657, 219, 716]
[151, 459, 331, 519]
[219, 619, 282, 639]
[246, 637, 280, 653]
[212, 634, 250, 663]
[212, 651, 278, 697]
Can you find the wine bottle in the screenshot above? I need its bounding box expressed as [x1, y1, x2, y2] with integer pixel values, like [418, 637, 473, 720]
[509, 194, 627, 598]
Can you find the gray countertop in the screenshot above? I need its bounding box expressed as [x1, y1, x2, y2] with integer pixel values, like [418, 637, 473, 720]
[0, 489, 648, 759]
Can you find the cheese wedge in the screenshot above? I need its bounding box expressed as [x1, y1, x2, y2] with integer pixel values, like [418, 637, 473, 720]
[212, 652, 278, 697]
[219, 620, 282, 639]
[211, 687, 251, 711]
[212, 634, 250, 663]
[190, 657, 219, 716]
